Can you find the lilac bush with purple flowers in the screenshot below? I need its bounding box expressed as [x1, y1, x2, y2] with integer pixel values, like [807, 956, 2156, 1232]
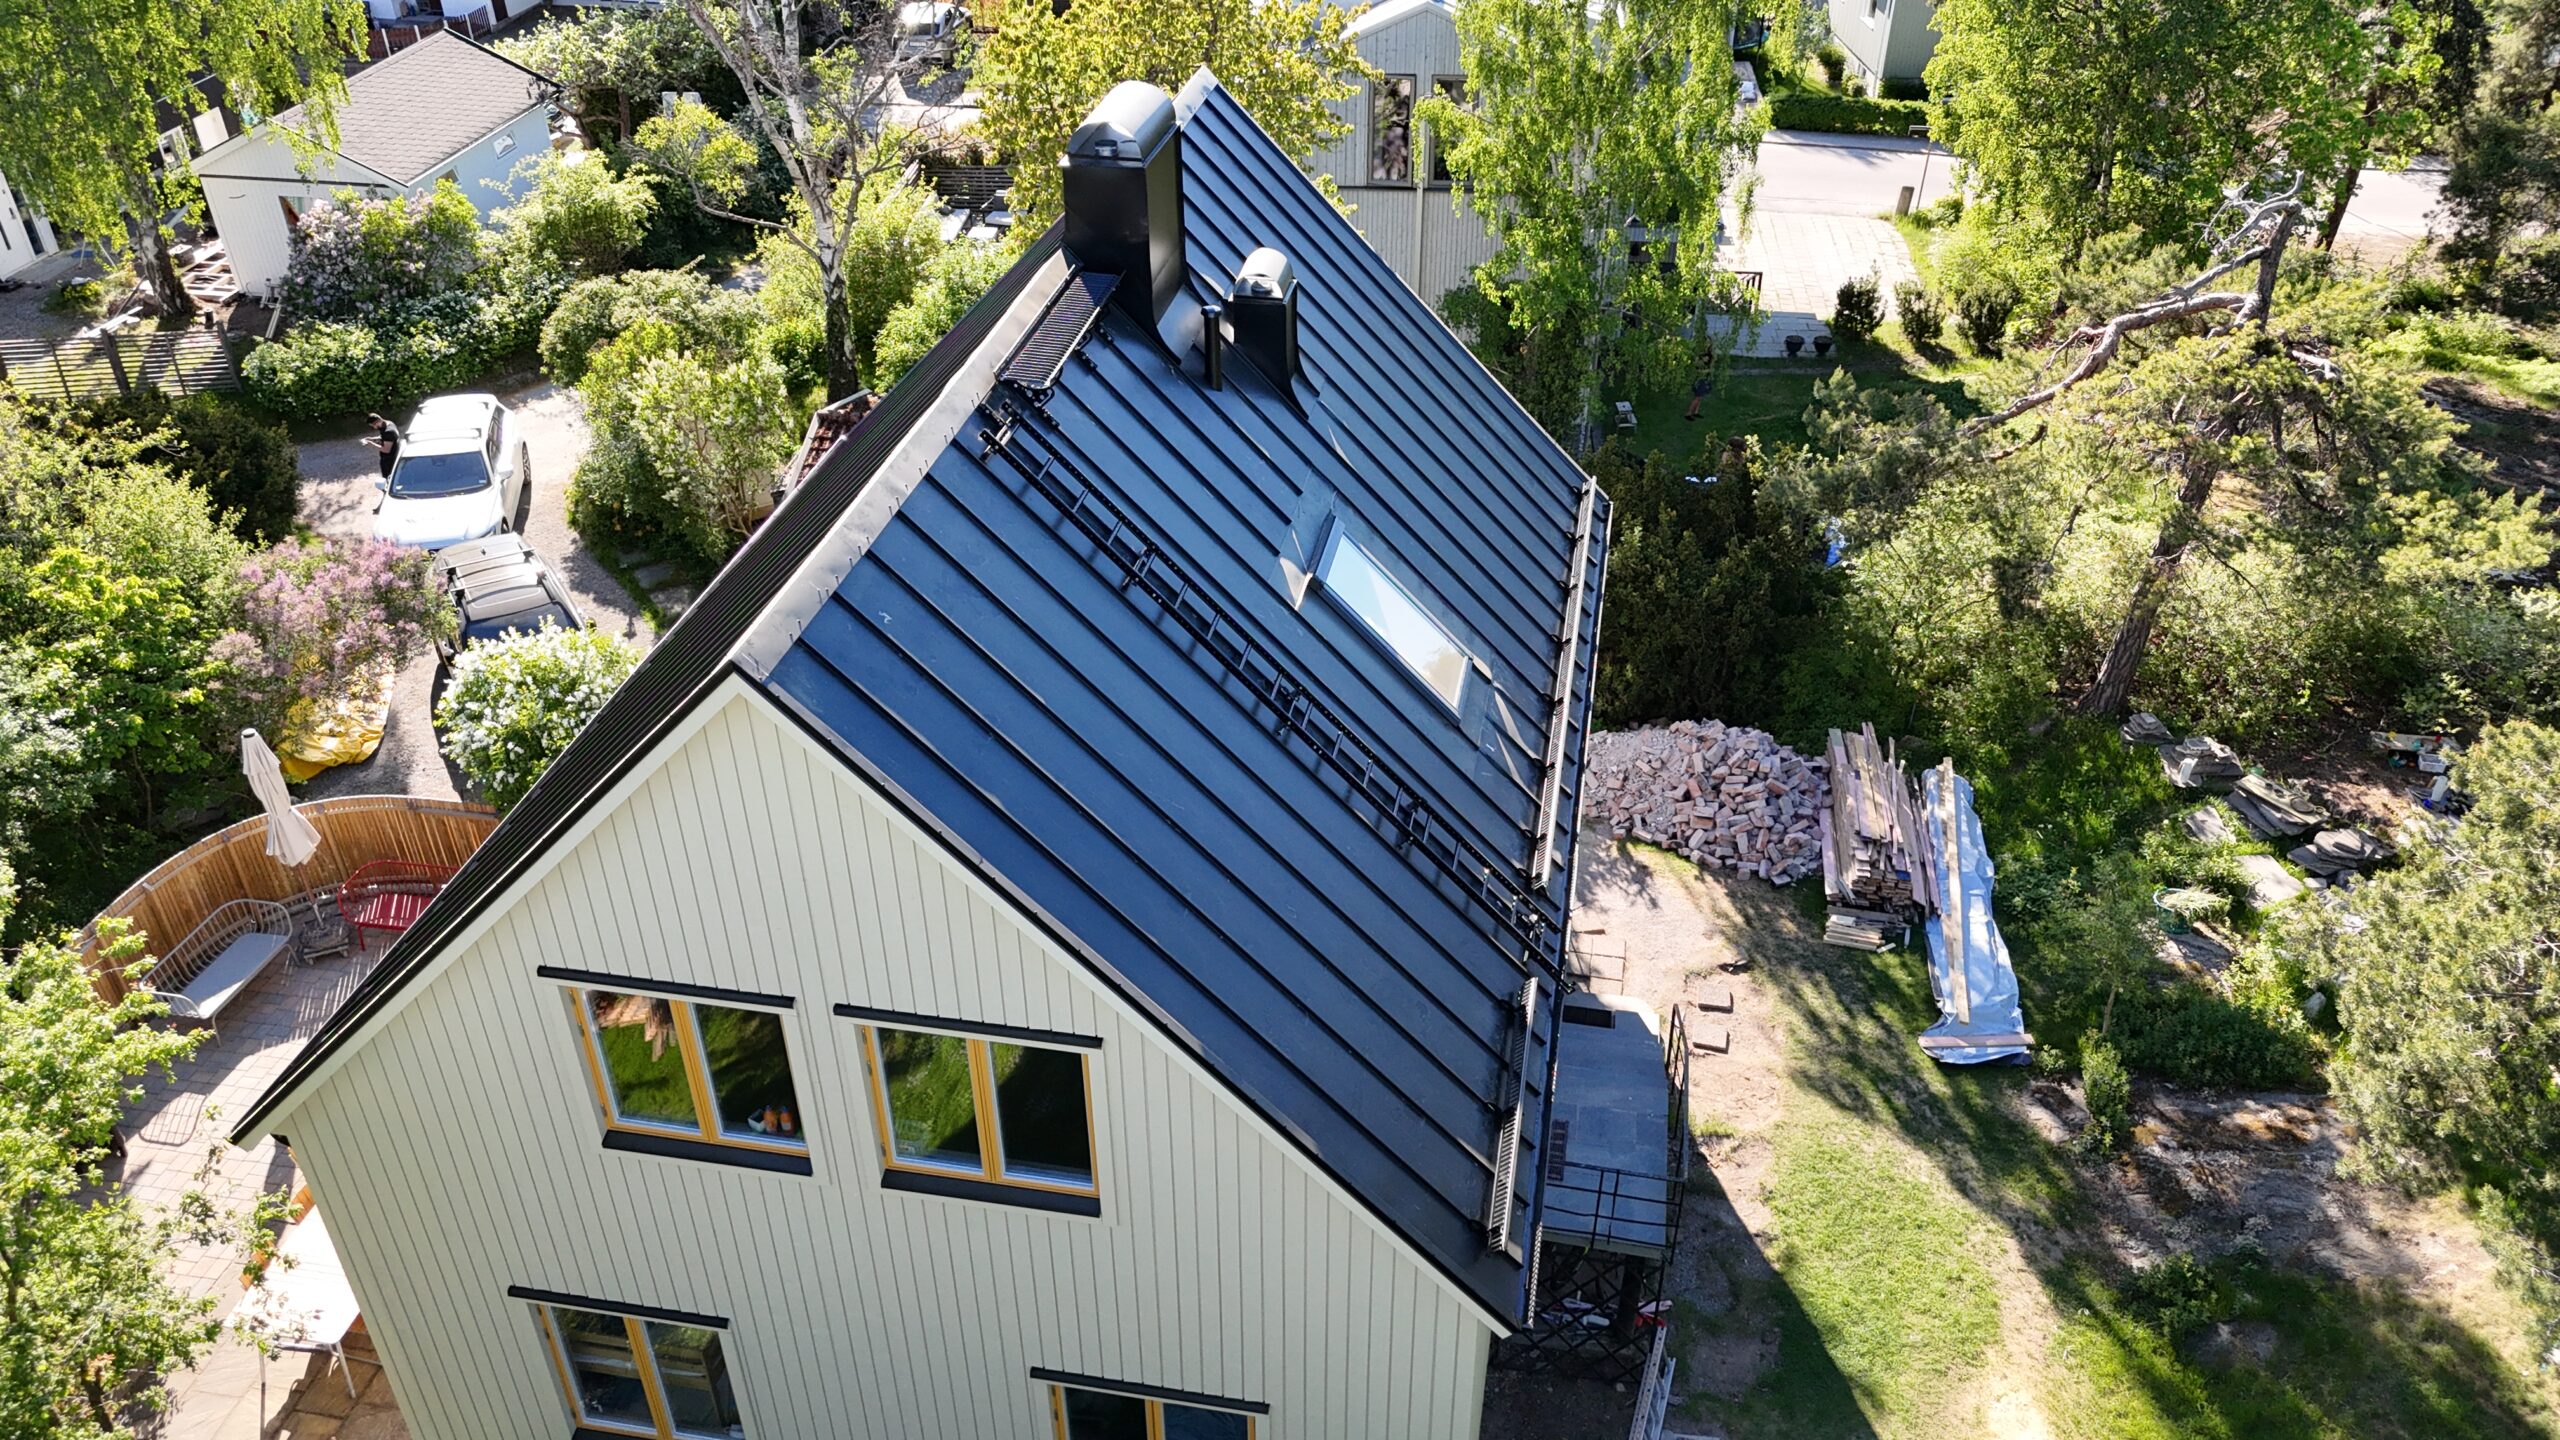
[212, 537, 457, 737]
[275, 182, 485, 321]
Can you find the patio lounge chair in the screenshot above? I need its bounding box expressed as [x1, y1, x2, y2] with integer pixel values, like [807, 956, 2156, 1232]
[337, 860, 457, 951]
[142, 898, 299, 1038]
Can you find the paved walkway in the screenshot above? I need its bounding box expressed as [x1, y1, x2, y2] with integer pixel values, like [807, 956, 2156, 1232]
[295, 379, 645, 805]
[110, 945, 396, 1438]
[1712, 210, 1922, 356]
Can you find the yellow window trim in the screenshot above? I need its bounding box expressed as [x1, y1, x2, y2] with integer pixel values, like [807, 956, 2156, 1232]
[861, 1024, 1100, 1198]
[1045, 1382, 1260, 1439]
[532, 1303, 707, 1440]
[566, 987, 808, 1156]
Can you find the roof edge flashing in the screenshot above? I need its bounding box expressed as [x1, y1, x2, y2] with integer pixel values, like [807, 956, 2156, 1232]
[733, 239, 1071, 680]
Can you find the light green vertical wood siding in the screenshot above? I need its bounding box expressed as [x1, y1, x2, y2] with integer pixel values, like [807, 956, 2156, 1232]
[273, 683, 1497, 1440]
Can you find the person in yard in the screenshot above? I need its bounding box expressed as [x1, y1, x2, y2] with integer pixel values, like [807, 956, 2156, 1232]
[364, 413, 401, 478]
[1684, 339, 1718, 421]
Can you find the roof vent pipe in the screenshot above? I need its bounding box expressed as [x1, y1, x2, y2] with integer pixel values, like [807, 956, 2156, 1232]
[1200, 302, 1225, 389]
[1229, 246, 1299, 391]
[1061, 80, 1185, 327]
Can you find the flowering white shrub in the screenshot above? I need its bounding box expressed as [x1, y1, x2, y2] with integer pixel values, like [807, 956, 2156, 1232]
[434, 621, 641, 812]
[275, 182, 484, 322]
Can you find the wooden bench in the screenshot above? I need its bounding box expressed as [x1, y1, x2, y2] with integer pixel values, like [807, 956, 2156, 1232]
[338, 861, 457, 951]
[143, 898, 299, 1038]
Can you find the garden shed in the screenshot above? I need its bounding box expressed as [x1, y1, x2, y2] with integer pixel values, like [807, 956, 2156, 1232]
[189, 32, 556, 301]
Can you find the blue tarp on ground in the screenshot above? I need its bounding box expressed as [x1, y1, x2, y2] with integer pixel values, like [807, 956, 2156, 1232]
[1918, 767, 2032, 1065]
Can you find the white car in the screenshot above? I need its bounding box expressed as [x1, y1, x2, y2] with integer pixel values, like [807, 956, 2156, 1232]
[371, 394, 529, 552]
[893, 1, 968, 64]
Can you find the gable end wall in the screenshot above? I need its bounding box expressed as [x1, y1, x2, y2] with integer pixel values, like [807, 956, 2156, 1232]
[270, 682, 1493, 1440]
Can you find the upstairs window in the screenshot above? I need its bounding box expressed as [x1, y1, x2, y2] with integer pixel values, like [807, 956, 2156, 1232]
[1048, 1380, 1258, 1439]
[567, 987, 808, 1158]
[530, 1301, 743, 1440]
[859, 1024, 1097, 1195]
[1316, 529, 1474, 708]
[1430, 76, 1466, 184]
[1369, 75, 1414, 183]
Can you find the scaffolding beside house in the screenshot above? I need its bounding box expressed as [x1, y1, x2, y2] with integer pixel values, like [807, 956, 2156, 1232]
[1495, 992, 1692, 1384]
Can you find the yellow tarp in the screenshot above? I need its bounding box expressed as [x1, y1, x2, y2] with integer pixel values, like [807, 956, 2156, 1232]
[278, 667, 395, 783]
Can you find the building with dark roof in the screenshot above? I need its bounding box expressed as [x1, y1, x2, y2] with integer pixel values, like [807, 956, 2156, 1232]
[227, 70, 1656, 1439]
[190, 32, 555, 299]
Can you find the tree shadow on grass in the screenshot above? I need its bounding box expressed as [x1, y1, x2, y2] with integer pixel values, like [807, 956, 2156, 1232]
[1720, 879, 2556, 1439]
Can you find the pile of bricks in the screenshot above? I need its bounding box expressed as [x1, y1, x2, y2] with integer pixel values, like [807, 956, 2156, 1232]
[1587, 720, 1828, 884]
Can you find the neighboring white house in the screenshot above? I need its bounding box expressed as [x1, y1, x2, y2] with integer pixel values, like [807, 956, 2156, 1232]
[189, 32, 555, 300]
[1309, 0, 1500, 307]
[0, 169, 60, 283]
[1829, 0, 1940, 92]
[230, 72, 1670, 1440]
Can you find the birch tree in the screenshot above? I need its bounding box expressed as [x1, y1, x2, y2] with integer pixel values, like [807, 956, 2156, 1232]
[0, 1, 367, 319]
[634, 1, 940, 399]
[1420, 0, 1763, 445]
[1926, 0, 2373, 258]
[974, 0, 1371, 228]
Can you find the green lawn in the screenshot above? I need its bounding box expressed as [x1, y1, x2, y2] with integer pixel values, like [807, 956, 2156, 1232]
[1610, 337, 1990, 462]
[1748, 1107, 2004, 1433]
[1659, 847, 2555, 1440]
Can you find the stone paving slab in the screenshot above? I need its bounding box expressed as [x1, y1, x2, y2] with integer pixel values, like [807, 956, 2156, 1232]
[1713, 210, 1921, 356]
[110, 947, 400, 1438]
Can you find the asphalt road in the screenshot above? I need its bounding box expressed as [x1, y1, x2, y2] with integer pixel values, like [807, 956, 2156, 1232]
[295, 379, 645, 804]
[1750, 129, 2446, 254]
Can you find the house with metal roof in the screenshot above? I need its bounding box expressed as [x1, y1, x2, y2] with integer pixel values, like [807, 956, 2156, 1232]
[226, 70, 1649, 1439]
[189, 32, 555, 300]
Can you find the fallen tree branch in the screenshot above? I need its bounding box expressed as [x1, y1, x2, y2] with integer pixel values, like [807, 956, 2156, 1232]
[1965, 191, 2310, 440]
[1963, 291, 2256, 434]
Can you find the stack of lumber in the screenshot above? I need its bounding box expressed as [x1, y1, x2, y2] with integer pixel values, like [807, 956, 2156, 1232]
[1586, 720, 1828, 884]
[1819, 725, 1931, 910]
[1823, 908, 1903, 950]
[1815, 725, 1940, 951]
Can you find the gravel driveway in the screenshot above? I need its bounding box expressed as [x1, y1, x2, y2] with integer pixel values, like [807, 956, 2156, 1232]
[295, 379, 650, 803]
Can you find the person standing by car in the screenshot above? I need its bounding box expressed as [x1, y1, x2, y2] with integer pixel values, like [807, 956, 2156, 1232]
[364, 413, 402, 478]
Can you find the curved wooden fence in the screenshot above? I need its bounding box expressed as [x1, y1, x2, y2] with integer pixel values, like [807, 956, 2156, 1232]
[81, 794, 497, 1000]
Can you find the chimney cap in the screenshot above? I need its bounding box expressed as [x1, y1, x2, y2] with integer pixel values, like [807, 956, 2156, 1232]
[1236, 246, 1296, 300]
[1067, 81, 1177, 166]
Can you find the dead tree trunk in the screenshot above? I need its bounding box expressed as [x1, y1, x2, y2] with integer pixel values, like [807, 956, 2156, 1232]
[2077, 456, 2219, 717]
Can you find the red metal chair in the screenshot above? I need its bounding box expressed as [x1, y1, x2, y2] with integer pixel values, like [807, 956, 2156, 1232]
[337, 860, 458, 950]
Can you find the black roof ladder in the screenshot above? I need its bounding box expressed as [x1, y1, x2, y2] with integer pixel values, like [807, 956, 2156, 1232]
[975, 402, 1563, 973]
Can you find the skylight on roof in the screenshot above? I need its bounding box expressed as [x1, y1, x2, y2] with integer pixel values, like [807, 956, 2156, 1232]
[1317, 529, 1472, 708]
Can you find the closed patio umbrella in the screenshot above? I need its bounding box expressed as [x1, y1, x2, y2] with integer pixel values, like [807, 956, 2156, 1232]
[242, 728, 321, 868]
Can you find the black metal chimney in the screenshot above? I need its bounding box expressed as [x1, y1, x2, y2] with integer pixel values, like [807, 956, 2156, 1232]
[1062, 80, 1184, 327]
[1229, 247, 1298, 390]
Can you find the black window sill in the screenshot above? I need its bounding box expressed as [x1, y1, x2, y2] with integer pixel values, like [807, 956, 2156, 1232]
[881, 1167, 1101, 1217]
[575, 1427, 665, 1440]
[602, 1129, 813, 1176]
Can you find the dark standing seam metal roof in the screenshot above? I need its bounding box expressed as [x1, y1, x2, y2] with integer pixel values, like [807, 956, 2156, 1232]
[751, 78, 1608, 1323]
[231, 73, 1607, 1331]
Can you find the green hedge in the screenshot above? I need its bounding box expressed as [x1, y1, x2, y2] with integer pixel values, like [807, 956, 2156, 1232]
[1765, 92, 1934, 138]
[242, 277, 563, 421]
